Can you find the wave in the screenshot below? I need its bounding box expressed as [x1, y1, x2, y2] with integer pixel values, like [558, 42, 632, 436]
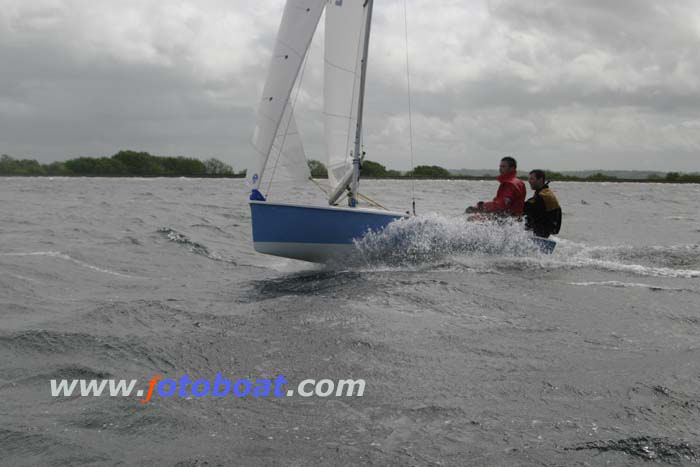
[569, 281, 693, 292]
[577, 243, 700, 269]
[0, 329, 175, 370]
[158, 227, 239, 265]
[1, 365, 112, 389]
[477, 254, 700, 279]
[0, 428, 105, 462]
[157, 227, 218, 259]
[568, 436, 698, 463]
[190, 223, 227, 234]
[242, 270, 363, 302]
[552, 240, 700, 278]
[0, 251, 138, 278]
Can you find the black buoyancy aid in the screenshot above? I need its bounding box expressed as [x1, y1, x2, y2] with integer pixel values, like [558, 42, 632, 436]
[524, 185, 562, 238]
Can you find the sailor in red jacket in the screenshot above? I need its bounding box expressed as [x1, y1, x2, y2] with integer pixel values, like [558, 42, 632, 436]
[466, 156, 526, 216]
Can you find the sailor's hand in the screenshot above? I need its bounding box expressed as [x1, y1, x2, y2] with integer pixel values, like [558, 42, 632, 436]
[466, 202, 485, 214]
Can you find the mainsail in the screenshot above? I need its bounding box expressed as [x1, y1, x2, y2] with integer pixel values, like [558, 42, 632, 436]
[324, 0, 369, 191]
[248, 0, 325, 194]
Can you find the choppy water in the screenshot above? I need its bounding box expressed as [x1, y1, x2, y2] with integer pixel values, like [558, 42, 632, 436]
[1, 177, 699, 466]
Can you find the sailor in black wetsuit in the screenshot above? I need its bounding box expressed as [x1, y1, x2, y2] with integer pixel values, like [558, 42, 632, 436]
[524, 170, 562, 238]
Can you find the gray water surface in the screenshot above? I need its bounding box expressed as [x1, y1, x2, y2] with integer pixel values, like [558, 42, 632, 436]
[1, 178, 699, 466]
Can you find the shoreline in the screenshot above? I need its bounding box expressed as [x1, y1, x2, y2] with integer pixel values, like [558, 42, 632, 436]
[1, 174, 699, 183]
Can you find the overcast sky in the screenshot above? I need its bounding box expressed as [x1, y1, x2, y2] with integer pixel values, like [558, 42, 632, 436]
[1, 0, 699, 171]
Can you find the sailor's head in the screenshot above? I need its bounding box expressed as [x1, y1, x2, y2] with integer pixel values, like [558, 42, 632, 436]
[528, 169, 546, 190]
[499, 156, 517, 176]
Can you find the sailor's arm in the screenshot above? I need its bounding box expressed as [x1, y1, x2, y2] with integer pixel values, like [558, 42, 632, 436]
[482, 185, 514, 213]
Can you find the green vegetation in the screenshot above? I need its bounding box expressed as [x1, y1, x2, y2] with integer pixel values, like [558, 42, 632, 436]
[543, 171, 617, 182]
[0, 152, 245, 177]
[360, 160, 403, 178]
[307, 160, 328, 178]
[0, 155, 47, 175]
[204, 158, 235, 176]
[663, 172, 700, 182]
[584, 172, 615, 181]
[360, 160, 387, 177]
[544, 171, 699, 183]
[409, 165, 451, 178]
[1, 152, 698, 182]
[64, 157, 127, 176]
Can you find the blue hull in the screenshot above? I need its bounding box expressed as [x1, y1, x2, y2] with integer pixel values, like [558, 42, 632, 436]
[249, 201, 556, 262]
[249, 201, 405, 262]
[532, 236, 557, 254]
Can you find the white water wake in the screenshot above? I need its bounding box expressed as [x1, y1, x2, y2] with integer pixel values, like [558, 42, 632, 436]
[351, 213, 700, 279]
[353, 213, 543, 265]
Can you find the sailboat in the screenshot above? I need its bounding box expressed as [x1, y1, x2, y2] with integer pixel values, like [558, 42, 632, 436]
[247, 0, 406, 263]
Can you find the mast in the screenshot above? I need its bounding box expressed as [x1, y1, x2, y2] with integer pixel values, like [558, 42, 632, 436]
[348, 0, 374, 208]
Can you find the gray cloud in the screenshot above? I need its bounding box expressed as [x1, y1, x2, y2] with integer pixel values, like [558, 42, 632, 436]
[1, 0, 699, 171]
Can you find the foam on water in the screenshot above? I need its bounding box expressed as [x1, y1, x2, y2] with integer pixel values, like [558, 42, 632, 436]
[350, 213, 700, 279]
[158, 228, 213, 257]
[551, 240, 700, 278]
[353, 213, 541, 266]
[157, 227, 242, 266]
[578, 243, 700, 268]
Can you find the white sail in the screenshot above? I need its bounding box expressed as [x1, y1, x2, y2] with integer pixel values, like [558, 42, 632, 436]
[324, 0, 369, 191]
[266, 105, 310, 186]
[248, 0, 325, 192]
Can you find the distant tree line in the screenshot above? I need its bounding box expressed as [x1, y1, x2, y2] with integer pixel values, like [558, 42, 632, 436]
[657, 172, 700, 182]
[308, 160, 451, 179]
[539, 171, 700, 183]
[0, 152, 246, 177]
[304, 160, 700, 183]
[1, 152, 697, 182]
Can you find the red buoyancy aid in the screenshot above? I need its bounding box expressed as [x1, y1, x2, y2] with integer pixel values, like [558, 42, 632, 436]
[482, 172, 526, 216]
